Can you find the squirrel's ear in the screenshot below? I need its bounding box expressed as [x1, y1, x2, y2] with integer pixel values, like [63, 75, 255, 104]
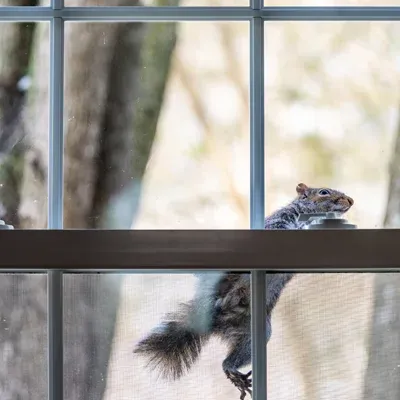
[296, 183, 308, 195]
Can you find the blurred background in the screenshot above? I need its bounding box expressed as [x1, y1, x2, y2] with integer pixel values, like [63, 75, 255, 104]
[0, 0, 400, 399]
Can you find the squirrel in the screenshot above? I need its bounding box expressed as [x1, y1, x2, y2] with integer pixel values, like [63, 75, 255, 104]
[133, 183, 354, 400]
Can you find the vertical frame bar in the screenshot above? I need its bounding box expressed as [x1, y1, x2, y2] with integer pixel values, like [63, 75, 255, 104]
[250, 0, 267, 400]
[250, 4, 265, 230]
[49, 2, 64, 400]
[251, 0, 264, 11]
[49, 0, 64, 229]
[251, 270, 267, 400]
[48, 270, 63, 400]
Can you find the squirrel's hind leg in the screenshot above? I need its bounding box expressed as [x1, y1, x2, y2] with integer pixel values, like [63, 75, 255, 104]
[225, 370, 252, 400]
[222, 336, 252, 400]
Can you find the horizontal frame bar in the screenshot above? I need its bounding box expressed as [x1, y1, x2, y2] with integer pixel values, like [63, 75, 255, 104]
[262, 6, 400, 20]
[1, 6, 400, 21]
[0, 230, 400, 271]
[2, 269, 400, 274]
[0, 6, 52, 20]
[62, 6, 252, 21]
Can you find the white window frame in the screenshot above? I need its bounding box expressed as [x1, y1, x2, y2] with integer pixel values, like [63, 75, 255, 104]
[1, 1, 400, 399]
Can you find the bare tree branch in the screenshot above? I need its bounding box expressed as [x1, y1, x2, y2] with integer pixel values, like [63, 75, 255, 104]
[218, 24, 248, 114]
[174, 57, 248, 222]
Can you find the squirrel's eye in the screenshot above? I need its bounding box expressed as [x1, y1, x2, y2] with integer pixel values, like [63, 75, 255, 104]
[318, 189, 331, 196]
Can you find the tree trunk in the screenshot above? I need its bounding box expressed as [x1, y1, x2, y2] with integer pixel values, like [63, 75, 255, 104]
[363, 274, 400, 400]
[363, 116, 400, 399]
[0, 273, 47, 400]
[0, 1, 179, 400]
[95, 16, 178, 228]
[0, 0, 37, 226]
[0, 5, 48, 400]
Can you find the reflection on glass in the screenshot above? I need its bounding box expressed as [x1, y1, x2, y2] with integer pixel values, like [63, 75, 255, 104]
[0, 273, 47, 398]
[64, 21, 249, 229]
[0, 22, 49, 228]
[265, 22, 400, 229]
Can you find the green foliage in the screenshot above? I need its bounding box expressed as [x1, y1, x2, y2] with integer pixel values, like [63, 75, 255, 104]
[188, 140, 208, 160]
[0, 146, 24, 226]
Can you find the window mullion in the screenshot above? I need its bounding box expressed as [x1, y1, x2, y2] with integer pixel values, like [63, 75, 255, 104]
[48, 2, 64, 400]
[250, 0, 267, 398]
[48, 270, 64, 400]
[250, 4, 264, 230]
[49, 1, 64, 229]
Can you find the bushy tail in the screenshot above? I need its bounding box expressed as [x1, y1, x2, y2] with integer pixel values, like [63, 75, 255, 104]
[133, 302, 211, 380]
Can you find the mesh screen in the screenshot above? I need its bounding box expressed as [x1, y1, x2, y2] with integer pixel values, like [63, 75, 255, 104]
[100, 273, 397, 400]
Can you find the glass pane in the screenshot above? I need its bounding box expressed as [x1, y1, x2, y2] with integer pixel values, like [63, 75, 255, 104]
[265, 22, 400, 229]
[0, 22, 49, 229]
[0, 273, 47, 399]
[267, 0, 400, 5]
[64, 272, 253, 400]
[65, 0, 248, 6]
[64, 21, 250, 229]
[0, 1, 49, 5]
[268, 273, 400, 400]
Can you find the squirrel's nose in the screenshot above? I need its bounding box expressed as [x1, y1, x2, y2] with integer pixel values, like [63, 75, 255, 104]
[346, 196, 354, 206]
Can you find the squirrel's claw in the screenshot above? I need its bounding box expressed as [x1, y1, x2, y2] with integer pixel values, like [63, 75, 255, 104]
[225, 369, 252, 400]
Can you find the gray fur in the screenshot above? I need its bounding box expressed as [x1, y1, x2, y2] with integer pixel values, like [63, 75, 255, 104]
[133, 183, 354, 400]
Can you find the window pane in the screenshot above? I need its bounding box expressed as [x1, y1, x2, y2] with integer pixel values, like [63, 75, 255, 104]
[268, 273, 399, 400]
[64, 21, 249, 229]
[64, 272, 253, 400]
[266, 0, 400, 5]
[0, 22, 49, 229]
[0, 273, 47, 399]
[265, 22, 400, 229]
[65, 0, 248, 6]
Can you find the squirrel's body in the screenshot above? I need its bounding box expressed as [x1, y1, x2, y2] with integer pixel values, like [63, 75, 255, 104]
[134, 183, 354, 399]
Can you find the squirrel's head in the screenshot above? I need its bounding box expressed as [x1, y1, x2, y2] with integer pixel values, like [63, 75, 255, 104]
[295, 183, 354, 214]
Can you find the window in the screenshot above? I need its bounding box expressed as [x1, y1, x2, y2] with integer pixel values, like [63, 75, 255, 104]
[0, 1, 399, 400]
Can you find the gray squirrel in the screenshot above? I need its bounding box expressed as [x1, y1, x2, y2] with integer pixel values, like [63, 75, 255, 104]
[133, 183, 354, 399]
